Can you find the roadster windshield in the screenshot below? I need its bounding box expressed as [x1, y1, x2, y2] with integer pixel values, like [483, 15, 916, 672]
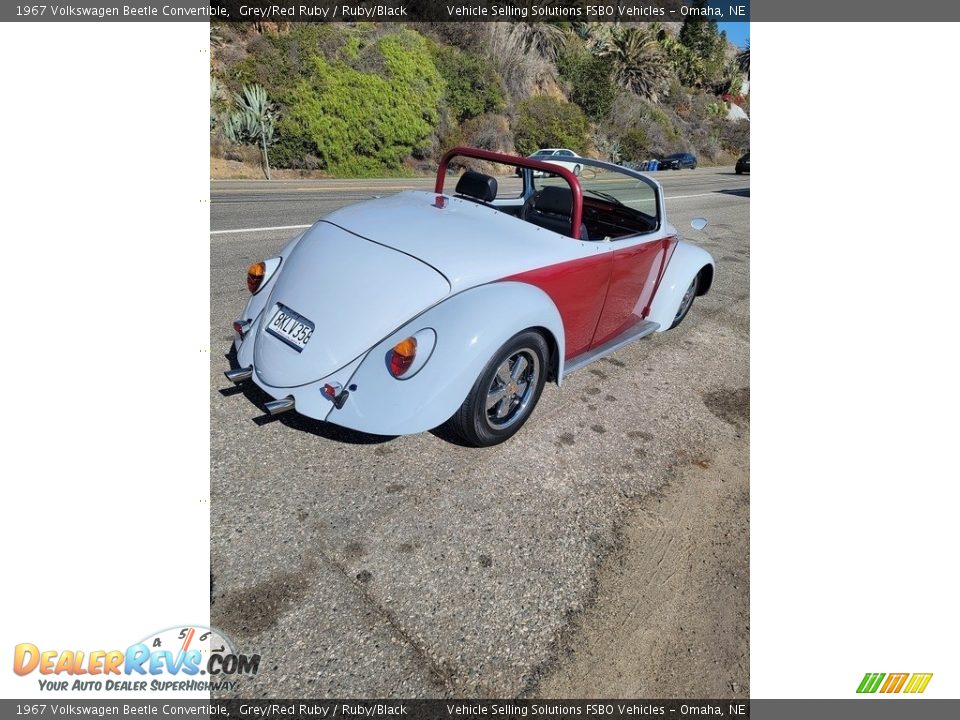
[534, 164, 659, 234]
[436, 148, 661, 241]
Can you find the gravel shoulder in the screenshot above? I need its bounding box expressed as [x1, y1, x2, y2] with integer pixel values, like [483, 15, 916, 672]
[533, 437, 749, 698]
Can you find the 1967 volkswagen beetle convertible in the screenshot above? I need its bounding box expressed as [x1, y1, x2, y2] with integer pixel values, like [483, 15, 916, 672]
[225, 147, 714, 446]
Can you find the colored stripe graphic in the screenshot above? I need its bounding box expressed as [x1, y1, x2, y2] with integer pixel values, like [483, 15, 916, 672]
[857, 673, 885, 693]
[880, 673, 909, 693]
[903, 673, 933, 694]
[857, 672, 933, 694]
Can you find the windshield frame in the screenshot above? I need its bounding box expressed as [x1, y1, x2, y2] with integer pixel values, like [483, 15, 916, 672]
[435, 147, 662, 239]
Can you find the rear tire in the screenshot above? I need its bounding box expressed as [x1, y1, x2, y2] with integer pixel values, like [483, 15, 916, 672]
[448, 331, 549, 447]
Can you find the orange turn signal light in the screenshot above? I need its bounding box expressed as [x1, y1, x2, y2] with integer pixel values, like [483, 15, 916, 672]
[388, 337, 417, 377]
[247, 261, 266, 294]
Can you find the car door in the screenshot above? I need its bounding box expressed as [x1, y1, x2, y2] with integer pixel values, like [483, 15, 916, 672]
[591, 233, 674, 346]
[588, 181, 674, 345]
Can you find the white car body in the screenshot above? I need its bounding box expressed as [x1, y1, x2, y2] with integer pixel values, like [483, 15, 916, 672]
[528, 148, 584, 176]
[226, 148, 714, 445]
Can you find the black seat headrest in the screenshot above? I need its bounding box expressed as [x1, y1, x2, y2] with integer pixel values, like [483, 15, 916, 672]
[455, 171, 498, 202]
[535, 185, 574, 216]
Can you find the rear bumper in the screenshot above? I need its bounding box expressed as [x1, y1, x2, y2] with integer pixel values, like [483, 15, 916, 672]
[247, 355, 365, 422]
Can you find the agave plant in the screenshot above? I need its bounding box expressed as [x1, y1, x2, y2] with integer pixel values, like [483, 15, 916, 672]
[706, 101, 725, 117]
[592, 130, 622, 164]
[210, 77, 222, 131]
[209, 24, 224, 48]
[228, 84, 278, 180]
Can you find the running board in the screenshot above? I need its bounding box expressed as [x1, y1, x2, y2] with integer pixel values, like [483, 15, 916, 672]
[563, 320, 660, 377]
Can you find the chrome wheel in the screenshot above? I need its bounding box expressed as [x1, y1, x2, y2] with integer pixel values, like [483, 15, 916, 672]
[484, 349, 540, 430]
[671, 276, 698, 328]
[447, 330, 549, 447]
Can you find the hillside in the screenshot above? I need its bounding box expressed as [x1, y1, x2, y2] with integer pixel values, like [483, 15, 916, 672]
[210, 21, 749, 179]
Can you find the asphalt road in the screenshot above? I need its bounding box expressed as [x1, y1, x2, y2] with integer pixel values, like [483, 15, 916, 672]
[210, 167, 750, 697]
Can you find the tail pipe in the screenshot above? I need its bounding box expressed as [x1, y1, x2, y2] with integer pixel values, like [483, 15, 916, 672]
[224, 366, 253, 384]
[264, 396, 295, 415]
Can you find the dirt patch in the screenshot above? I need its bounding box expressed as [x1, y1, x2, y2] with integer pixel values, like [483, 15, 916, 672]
[534, 441, 749, 698]
[703, 387, 750, 430]
[213, 556, 318, 636]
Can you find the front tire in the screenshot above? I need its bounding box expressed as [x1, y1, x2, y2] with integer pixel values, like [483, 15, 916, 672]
[448, 331, 549, 447]
[669, 274, 699, 330]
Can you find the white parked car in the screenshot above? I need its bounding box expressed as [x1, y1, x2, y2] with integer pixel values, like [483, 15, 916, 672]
[527, 148, 584, 176]
[225, 147, 714, 446]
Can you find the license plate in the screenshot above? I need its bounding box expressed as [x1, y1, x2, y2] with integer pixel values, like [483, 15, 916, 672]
[265, 304, 314, 352]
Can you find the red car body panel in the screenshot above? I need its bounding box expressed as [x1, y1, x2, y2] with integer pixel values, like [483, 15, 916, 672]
[504, 254, 613, 359]
[591, 237, 674, 346]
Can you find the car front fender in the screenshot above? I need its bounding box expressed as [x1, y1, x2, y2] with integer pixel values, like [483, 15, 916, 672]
[326, 281, 565, 436]
[647, 241, 715, 331]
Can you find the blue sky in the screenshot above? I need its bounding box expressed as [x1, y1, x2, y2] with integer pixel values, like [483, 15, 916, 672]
[719, 22, 750, 49]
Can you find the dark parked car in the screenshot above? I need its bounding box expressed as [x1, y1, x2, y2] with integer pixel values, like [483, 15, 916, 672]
[735, 152, 750, 174]
[660, 153, 697, 170]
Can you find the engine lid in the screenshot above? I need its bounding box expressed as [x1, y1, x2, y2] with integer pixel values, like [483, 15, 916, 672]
[253, 222, 450, 388]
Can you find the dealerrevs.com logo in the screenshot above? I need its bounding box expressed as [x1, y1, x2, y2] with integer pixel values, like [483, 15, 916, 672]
[13, 625, 259, 693]
[857, 672, 933, 694]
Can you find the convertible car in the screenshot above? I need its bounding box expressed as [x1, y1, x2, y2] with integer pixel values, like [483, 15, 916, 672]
[225, 147, 715, 446]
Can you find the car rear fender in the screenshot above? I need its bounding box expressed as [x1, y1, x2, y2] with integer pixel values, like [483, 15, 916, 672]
[234, 229, 309, 358]
[326, 281, 565, 436]
[647, 241, 715, 331]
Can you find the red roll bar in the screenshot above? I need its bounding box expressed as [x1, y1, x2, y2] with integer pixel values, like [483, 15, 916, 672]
[435, 146, 584, 240]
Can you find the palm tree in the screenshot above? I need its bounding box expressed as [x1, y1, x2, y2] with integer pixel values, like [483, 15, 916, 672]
[516, 22, 568, 63]
[594, 25, 670, 102]
[737, 42, 750, 79]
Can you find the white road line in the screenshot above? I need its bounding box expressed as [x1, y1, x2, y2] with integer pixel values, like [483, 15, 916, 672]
[210, 189, 745, 235]
[210, 223, 312, 236]
[666, 191, 743, 200]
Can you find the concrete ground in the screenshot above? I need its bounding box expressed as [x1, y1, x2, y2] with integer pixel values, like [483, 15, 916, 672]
[210, 167, 750, 698]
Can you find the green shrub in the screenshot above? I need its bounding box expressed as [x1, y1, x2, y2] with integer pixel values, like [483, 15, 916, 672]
[619, 129, 651, 162]
[557, 49, 617, 121]
[716, 119, 750, 154]
[429, 43, 505, 123]
[458, 113, 513, 153]
[513, 97, 589, 156]
[274, 29, 445, 176]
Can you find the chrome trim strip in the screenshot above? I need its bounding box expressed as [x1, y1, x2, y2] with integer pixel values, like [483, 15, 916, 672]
[562, 320, 660, 377]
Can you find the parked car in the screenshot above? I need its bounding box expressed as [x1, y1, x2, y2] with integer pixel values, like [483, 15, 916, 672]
[527, 148, 583, 176]
[735, 152, 750, 174]
[660, 153, 698, 170]
[225, 147, 715, 447]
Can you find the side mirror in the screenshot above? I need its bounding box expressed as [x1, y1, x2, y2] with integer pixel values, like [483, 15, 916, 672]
[690, 218, 708, 231]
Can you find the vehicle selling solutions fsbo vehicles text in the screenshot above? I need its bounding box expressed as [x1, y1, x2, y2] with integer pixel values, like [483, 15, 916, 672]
[446, 5, 667, 18]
